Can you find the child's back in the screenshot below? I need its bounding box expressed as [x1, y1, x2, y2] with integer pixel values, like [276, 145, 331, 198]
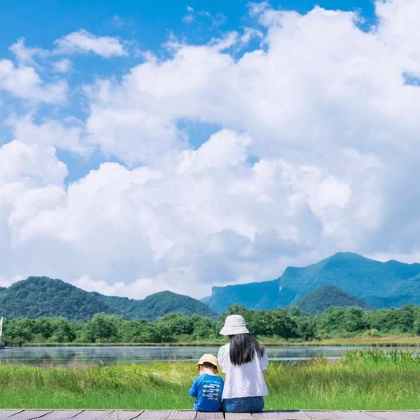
[189, 354, 224, 412]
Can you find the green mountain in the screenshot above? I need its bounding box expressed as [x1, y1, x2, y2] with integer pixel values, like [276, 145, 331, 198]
[208, 279, 280, 314]
[199, 296, 211, 305]
[93, 290, 217, 321]
[207, 253, 420, 312]
[368, 273, 420, 308]
[0, 276, 115, 321]
[0, 277, 217, 321]
[278, 253, 420, 307]
[295, 285, 372, 315]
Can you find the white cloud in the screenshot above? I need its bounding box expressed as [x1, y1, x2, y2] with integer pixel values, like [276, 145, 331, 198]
[9, 38, 47, 66]
[0, 59, 67, 103]
[52, 59, 72, 73]
[0, 140, 67, 187]
[8, 115, 86, 154]
[183, 6, 195, 24]
[0, 130, 382, 298]
[83, 3, 420, 167]
[240, 28, 264, 45]
[54, 30, 127, 57]
[376, 0, 420, 75]
[1, 0, 420, 299]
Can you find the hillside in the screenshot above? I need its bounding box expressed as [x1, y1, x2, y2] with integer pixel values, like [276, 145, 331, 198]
[208, 279, 280, 314]
[207, 253, 420, 312]
[295, 285, 372, 315]
[0, 276, 115, 321]
[199, 296, 211, 305]
[0, 277, 217, 321]
[93, 290, 217, 321]
[278, 253, 420, 307]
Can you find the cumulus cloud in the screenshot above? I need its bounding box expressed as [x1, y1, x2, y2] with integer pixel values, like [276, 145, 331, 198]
[0, 59, 67, 103]
[8, 115, 86, 153]
[54, 30, 127, 57]
[1, 0, 420, 299]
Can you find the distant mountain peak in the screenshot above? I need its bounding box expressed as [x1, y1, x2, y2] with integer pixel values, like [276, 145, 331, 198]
[328, 252, 366, 259]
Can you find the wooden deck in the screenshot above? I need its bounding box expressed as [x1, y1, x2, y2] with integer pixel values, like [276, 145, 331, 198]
[1, 410, 420, 420]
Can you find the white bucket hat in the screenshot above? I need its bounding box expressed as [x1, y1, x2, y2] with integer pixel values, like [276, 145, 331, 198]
[219, 314, 249, 336]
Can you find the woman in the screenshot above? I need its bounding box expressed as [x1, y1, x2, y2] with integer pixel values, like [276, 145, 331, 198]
[217, 314, 269, 413]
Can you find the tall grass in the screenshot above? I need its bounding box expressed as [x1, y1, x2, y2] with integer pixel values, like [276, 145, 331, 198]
[1, 350, 420, 410]
[266, 350, 420, 410]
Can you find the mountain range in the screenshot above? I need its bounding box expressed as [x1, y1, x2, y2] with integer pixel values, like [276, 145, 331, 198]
[1, 252, 420, 321]
[0, 276, 217, 322]
[206, 252, 420, 312]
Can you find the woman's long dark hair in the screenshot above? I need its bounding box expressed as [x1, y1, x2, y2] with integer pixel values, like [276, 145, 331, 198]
[229, 333, 266, 365]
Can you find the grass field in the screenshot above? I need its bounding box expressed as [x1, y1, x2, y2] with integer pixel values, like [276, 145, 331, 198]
[1, 350, 420, 410]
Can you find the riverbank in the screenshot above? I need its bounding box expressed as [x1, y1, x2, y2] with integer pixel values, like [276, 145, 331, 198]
[1, 350, 420, 410]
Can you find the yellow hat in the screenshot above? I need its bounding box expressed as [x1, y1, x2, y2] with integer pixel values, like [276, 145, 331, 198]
[197, 354, 218, 370]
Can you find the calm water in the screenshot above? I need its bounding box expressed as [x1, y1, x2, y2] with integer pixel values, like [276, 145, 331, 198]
[1, 345, 416, 367]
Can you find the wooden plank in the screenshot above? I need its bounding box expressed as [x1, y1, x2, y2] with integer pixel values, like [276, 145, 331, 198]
[4, 410, 420, 420]
[167, 411, 197, 420]
[225, 413, 254, 420]
[138, 412, 171, 420]
[70, 411, 115, 420]
[0, 412, 23, 420]
[273, 412, 310, 420]
[389, 414, 420, 420]
[98, 411, 144, 420]
[40, 410, 84, 419]
[303, 412, 342, 419]
[332, 413, 383, 420]
[7, 411, 52, 420]
[364, 413, 420, 420]
[195, 413, 224, 420]
[252, 412, 286, 419]
[0, 412, 24, 420]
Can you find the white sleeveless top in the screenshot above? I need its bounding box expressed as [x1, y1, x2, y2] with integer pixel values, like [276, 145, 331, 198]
[217, 343, 269, 399]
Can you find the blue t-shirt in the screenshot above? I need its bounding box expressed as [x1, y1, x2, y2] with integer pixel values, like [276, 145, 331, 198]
[189, 373, 224, 412]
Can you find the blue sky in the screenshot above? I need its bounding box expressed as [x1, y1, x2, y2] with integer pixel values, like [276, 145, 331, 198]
[0, 0, 377, 183]
[0, 0, 376, 51]
[1, 0, 420, 299]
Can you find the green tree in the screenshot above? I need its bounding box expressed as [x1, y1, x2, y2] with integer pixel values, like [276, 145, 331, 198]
[191, 316, 217, 340]
[343, 307, 365, 332]
[296, 318, 316, 341]
[85, 313, 123, 343]
[153, 313, 194, 336]
[121, 319, 159, 343]
[6, 318, 36, 342]
[50, 318, 77, 342]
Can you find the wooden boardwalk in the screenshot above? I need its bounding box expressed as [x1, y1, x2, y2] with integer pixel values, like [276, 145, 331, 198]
[1, 410, 420, 420]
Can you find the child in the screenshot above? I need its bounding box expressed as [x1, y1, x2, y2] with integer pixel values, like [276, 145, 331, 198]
[189, 354, 224, 412]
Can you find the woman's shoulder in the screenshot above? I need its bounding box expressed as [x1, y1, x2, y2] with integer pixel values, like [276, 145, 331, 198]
[217, 343, 229, 357]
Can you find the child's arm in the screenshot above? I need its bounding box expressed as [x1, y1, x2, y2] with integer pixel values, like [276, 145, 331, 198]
[189, 377, 199, 397]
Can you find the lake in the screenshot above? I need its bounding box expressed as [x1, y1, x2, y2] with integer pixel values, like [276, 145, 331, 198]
[1, 345, 416, 367]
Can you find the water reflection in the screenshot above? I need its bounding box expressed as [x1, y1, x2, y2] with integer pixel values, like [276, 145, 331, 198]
[1, 345, 418, 367]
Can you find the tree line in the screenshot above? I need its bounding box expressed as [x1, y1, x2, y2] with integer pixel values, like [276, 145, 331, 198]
[2, 304, 420, 345]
